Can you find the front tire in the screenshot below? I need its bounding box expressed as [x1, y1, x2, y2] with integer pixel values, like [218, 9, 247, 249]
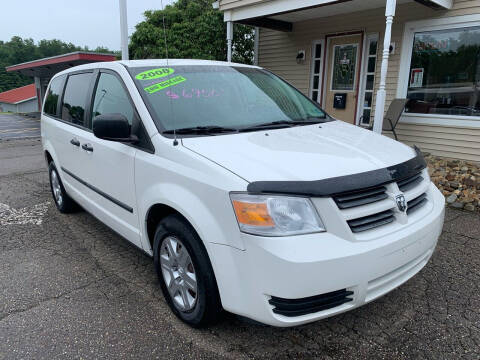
[48, 161, 77, 213]
[153, 214, 222, 327]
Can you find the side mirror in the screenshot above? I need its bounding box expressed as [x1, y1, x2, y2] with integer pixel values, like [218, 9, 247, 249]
[92, 113, 138, 143]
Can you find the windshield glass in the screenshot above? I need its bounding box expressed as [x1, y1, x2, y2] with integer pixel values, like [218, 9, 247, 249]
[129, 65, 330, 134]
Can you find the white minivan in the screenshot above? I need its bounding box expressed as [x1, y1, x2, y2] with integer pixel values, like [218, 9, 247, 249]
[42, 60, 445, 327]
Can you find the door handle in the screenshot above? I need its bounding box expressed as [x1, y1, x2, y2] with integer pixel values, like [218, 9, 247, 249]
[70, 138, 80, 147]
[82, 143, 94, 152]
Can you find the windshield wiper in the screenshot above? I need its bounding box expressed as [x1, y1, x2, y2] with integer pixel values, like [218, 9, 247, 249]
[162, 126, 238, 135]
[162, 118, 330, 136]
[239, 118, 327, 132]
[238, 120, 297, 132]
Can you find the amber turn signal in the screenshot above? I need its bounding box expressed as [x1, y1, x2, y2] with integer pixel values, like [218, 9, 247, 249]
[232, 200, 275, 227]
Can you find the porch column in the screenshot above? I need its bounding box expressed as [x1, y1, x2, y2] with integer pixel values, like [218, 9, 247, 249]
[34, 76, 43, 112]
[227, 21, 234, 62]
[372, 0, 396, 134]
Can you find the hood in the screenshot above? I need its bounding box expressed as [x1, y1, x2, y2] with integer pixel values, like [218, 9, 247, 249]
[181, 121, 417, 182]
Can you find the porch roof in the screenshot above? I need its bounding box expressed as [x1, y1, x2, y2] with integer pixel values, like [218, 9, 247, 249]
[6, 52, 116, 78]
[217, 0, 453, 31]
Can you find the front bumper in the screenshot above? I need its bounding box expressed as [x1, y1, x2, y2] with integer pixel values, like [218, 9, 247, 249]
[209, 183, 445, 327]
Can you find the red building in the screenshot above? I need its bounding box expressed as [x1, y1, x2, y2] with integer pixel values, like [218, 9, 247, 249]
[0, 84, 37, 113]
[6, 51, 116, 112]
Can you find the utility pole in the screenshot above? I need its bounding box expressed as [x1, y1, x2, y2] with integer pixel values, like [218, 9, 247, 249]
[119, 0, 129, 60]
[373, 0, 396, 133]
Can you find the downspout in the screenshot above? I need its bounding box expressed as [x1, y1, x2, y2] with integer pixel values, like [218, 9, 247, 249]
[372, 0, 396, 134]
[254, 27, 260, 66]
[227, 21, 234, 62]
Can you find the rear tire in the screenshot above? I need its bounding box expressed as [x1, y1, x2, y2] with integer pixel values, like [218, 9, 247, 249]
[48, 161, 77, 213]
[153, 214, 222, 327]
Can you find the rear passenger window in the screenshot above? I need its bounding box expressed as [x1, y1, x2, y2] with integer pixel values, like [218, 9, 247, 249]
[92, 73, 134, 124]
[43, 76, 65, 117]
[61, 73, 92, 126]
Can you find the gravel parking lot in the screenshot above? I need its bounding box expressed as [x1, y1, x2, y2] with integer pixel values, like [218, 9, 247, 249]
[0, 138, 479, 359]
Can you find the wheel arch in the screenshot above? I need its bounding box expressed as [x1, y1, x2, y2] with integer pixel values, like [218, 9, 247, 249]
[43, 139, 60, 169]
[138, 183, 246, 313]
[145, 203, 188, 253]
[145, 201, 226, 308]
[139, 182, 244, 253]
[44, 150, 53, 164]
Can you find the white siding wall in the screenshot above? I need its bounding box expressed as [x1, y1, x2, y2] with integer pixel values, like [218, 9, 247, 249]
[0, 99, 38, 113]
[18, 99, 39, 113]
[257, 0, 480, 160]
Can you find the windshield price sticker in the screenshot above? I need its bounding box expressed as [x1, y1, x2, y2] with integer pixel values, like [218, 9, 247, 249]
[144, 76, 187, 94]
[136, 68, 175, 80]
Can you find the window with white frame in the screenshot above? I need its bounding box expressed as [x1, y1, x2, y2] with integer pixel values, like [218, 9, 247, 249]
[310, 41, 324, 103]
[405, 24, 480, 117]
[359, 34, 378, 125]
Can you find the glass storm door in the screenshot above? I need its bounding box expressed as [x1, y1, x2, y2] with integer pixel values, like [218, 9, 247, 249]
[324, 34, 362, 124]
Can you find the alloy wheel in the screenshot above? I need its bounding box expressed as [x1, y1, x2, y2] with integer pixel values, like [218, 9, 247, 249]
[51, 169, 63, 207]
[160, 236, 198, 311]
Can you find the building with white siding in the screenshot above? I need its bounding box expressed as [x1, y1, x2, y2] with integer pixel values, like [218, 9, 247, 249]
[216, 0, 480, 161]
[0, 84, 37, 113]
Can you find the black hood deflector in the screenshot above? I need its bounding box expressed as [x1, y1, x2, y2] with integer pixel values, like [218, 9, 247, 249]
[246, 147, 426, 197]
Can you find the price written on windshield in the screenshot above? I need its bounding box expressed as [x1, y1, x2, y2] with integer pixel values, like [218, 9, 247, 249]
[166, 88, 224, 99]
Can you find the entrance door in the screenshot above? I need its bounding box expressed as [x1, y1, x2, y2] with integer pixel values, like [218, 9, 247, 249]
[324, 34, 362, 124]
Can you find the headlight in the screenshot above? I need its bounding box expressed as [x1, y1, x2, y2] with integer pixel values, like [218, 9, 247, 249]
[230, 193, 326, 236]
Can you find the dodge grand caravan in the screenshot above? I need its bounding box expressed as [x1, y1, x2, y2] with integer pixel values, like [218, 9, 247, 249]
[41, 60, 445, 327]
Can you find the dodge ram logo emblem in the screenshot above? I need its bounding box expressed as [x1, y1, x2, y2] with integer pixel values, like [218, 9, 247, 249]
[395, 194, 407, 213]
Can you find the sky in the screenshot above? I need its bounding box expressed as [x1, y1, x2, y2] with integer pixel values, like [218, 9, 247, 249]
[0, 0, 176, 51]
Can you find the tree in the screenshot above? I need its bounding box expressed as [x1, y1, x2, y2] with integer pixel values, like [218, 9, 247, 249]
[129, 0, 254, 64]
[0, 37, 119, 93]
[36, 39, 79, 58]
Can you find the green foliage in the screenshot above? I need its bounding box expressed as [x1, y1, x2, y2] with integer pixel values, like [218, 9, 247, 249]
[129, 0, 254, 64]
[0, 37, 118, 92]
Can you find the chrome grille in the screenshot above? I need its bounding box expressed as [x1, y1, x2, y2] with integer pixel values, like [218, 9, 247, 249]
[347, 209, 395, 233]
[333, 185, 388, 209]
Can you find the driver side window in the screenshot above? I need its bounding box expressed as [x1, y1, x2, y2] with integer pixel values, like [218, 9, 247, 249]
[92, 73, 134, 124]
[91, 72, 153, 152]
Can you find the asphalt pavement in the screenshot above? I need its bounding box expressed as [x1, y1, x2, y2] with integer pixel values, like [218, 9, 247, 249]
[0, 114, 40, 140]
[0, 138, 479, 359]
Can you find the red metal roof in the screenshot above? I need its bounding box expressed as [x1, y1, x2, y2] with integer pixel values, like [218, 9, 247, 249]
[0, 84, 36, 104]
[6, 52, 116, 72]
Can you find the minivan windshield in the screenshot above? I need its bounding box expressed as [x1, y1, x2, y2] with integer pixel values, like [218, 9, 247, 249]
[129, 65, 331, 135]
